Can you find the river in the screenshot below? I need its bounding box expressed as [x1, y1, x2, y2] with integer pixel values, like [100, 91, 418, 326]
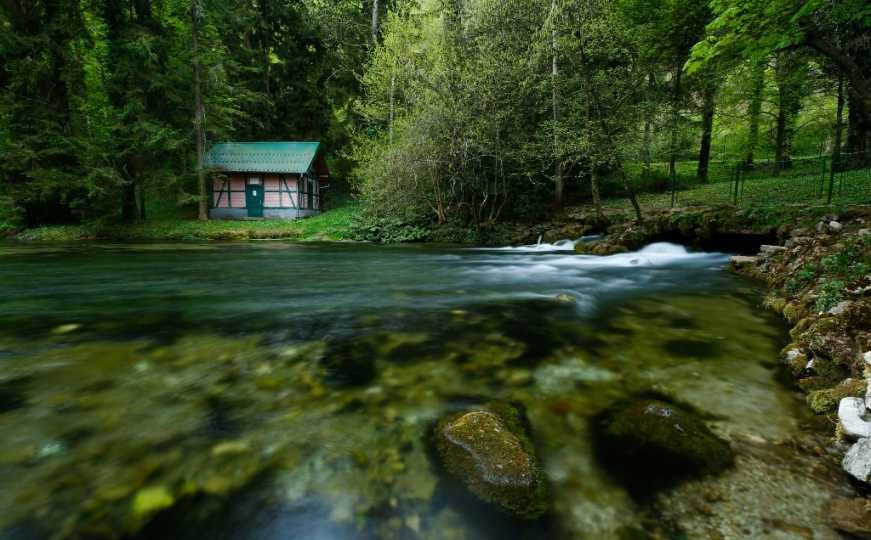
[0, 241, 854, 539]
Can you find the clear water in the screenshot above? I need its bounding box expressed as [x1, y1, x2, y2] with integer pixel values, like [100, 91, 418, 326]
[0, 241, 852, 539]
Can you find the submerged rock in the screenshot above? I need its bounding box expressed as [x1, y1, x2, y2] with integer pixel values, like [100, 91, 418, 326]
[320, 337, 377, 387]
[434, 405, 547, 519]
[843, 437, 871, 483]
[592, 399, 734, 496]
[130, 485, 175, 527]
[827, 497, 871, 538]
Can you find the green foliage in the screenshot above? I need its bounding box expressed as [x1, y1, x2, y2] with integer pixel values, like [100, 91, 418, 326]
[17, 202, 361, 242]
[814, 279, 846, 313]
[785, 267, 817, 296]
[350, 214, 431, 243]
[2, 0, 866, 233]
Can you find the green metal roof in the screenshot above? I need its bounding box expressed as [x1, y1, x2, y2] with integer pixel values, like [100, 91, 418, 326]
[204, 141, 320, 174]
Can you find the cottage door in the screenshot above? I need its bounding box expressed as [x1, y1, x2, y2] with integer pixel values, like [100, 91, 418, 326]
[245, 183, 264, 217]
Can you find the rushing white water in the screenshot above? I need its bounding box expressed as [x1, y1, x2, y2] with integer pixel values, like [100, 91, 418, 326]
[475, 234, 604, 253]
[455, 241, 730, 315]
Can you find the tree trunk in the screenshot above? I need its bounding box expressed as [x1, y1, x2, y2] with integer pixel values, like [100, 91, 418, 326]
[805, 34, 871, 120]
[846, 87, 870, 165]
[697, 82, 716, 181]
[371, 0, 380, 44]
[828, 76, 844, 203]
[388, 70, 395, 145]
[135, 179, 146, 221]
[745, 63, 764, 166]
[121, 178, 137, 221]
[774, 54, 802, 172]
[641, 72, 654, 177]
[192, 0, 208, 221]
[617, 165, 642, 222]
[590, 163, 602, 218]
[774, 83, 789, 171]
[551, 0, 562, 209]
[668, 64, 683, 179]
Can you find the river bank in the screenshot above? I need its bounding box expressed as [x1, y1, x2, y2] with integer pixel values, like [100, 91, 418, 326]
[8, 203, 360, 242]
[568, 204, 871, 536]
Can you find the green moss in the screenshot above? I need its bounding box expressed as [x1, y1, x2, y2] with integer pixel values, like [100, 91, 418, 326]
[130, 485, 175, 524]
[807, 379, 866, 414]
[763, 295, 787, 315]
[781, 302, 805, 324]
[434, 403, 548, 519]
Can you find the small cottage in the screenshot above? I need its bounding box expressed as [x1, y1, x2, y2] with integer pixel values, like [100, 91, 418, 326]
[205, 141, 329, 219]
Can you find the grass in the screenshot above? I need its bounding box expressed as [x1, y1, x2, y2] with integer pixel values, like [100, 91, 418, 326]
[601, 167, 871, 213]
[14, 201, 361, 242]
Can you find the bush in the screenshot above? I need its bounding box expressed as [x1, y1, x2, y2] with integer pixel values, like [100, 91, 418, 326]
[785, 267, 816, 296]
[350, 214, 431, 243]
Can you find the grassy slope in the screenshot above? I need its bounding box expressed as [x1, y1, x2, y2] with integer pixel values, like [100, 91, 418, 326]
[15, 202, 361, 242]
[602, 168, 871, 213]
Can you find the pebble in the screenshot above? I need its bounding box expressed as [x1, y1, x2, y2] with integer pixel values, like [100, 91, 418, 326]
[730, 255, 757, 267]
[52, 323, 81, 335]
[828, 301, 852, 316]
[211, 440, 250, 457]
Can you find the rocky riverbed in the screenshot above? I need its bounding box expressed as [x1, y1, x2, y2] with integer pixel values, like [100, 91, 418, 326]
[557, 204, 871, 536]
[0, 236, 864, 539]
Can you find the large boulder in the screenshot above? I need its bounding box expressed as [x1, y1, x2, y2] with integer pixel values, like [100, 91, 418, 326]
[434, 404, 548, 519]
[838, 397, 871, 439]
[843, 437, 871, 483]
[592, 399, 734, 496]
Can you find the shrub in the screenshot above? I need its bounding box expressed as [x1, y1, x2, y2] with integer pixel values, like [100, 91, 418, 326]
[785, 267, 816, 296]
[814, 280, 846, 313]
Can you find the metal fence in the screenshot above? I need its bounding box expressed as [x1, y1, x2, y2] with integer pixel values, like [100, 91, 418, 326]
[619, 154, 871, 211]
[728, 153, 871, 206]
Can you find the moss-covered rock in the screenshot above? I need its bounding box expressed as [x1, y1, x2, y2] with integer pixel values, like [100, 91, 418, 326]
[592, 398, 734, 497]
[798, 317, 856, 366]
[826, 498, 871, 539]
[434, 404, 548, 519]
[764, 295, 787, 315]
[807, 378, 867, 414]
[781, 302, 806, 324]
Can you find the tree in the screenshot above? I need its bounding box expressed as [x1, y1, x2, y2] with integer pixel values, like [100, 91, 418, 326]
[192, 0, 207, 221]
[688, 0, 871, 159]
[0, 0, 89, 224]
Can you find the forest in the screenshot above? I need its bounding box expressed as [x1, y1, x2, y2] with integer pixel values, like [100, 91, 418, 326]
[1, 0, 869, 233]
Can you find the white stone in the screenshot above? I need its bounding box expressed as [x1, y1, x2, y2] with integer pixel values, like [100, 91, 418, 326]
[864, 351, 871, 366]
[839, 397, 871, 439]
[759, 244, 786, 256]
[828, 301, 852, 315]
[858, 229, 870, 237]
[785, 348, 804, 363]
[730, 255, 757, 267]
[828, 221, 843, 232]
[843, 438, 871, 483]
